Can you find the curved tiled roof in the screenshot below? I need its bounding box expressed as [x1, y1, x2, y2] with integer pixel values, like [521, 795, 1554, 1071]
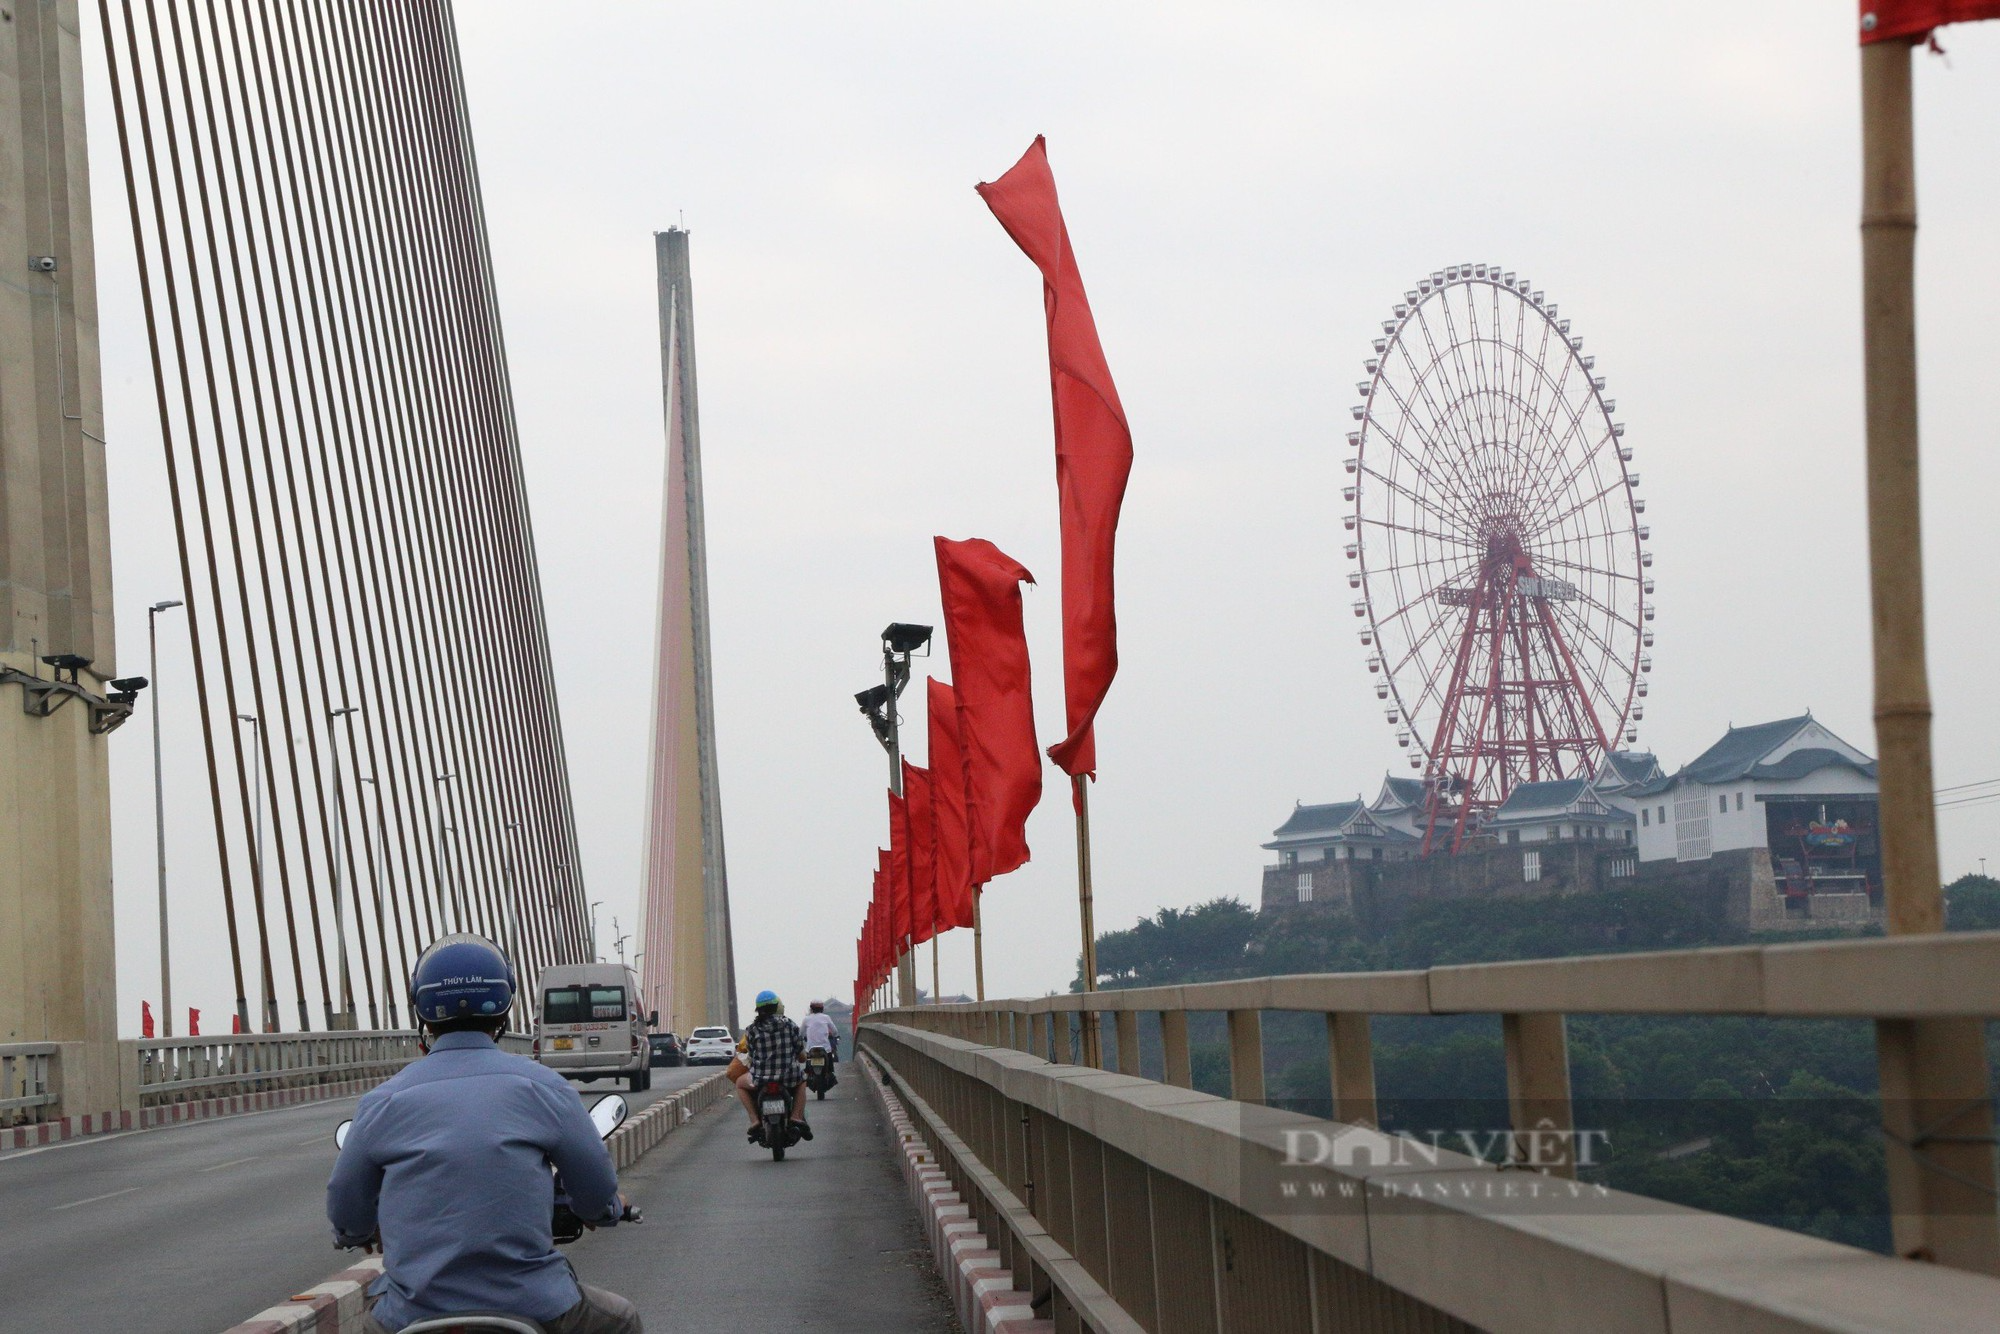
[1599, 751, 1663, 786]
[1271, 800, 1364, 837]
[1684, 715, 1813, 784]
[1375, 775, 1426, 808]
[1748, 748, 1877, 783]
[1494, 778, 1591, 814]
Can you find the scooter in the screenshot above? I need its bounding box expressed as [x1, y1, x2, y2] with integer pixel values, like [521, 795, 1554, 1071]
[757, 1078, 802, 1160]
[333, 1093, 641, 1332]
[804, 1047, 837, 1100]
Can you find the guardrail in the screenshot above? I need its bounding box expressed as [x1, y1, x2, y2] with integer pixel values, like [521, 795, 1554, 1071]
[861, 930, 2000, 1331]
[0, 1044, 58, 1126]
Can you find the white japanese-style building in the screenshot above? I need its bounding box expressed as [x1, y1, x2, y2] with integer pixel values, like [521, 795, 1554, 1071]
[1261, 717, 1880, 927]
[1484, 777, 1636, 845]
[1262, 799, 1418, 868]
[1612, 714, 1879, 899]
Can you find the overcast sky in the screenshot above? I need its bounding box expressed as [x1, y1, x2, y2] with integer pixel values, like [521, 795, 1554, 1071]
[90, 3, 2000, 1031]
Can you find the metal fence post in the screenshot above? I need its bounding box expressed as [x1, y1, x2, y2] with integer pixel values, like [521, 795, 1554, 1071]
[1115, 1009, 1140, 1077]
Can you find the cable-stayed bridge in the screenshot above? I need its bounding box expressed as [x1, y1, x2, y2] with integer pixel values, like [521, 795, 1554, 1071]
[3, 2, 2000, 1331]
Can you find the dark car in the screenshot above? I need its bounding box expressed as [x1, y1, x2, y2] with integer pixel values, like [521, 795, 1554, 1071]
[648, 1033, 683, 1068]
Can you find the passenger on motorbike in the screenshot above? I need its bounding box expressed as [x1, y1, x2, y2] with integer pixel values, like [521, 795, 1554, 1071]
[800, 1000, 839, 1061]
[733, 989, 811, 1144]
[327, 934, 640, 1334]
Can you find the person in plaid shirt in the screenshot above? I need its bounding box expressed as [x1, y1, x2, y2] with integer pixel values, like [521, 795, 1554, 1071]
[733, 990, 812, 1145]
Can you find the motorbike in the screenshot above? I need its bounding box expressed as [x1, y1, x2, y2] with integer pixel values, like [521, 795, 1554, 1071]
[757, 1077, 802, 1160]
[333, 1093, 641, 1332]
[804, 1046, 837, 1100]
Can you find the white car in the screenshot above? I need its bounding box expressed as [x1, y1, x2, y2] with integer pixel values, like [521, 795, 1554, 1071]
[684, 1026, 735, 1066]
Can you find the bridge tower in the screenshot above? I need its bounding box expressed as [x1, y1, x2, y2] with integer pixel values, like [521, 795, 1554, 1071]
[638, 228, 737, 1036]
[0, 0, 120, 1108]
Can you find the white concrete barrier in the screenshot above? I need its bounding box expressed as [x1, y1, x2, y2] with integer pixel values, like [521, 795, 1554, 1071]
[862, 1055, 1052, 1334]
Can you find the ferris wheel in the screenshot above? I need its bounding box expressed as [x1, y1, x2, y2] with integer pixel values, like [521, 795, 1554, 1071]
[1345, 263, 1652, 853]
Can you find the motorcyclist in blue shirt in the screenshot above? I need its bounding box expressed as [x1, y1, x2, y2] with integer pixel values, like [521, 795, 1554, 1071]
[328, 934, 641, 1334]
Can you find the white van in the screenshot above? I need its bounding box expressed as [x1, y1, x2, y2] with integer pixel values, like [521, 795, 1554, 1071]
[533, 963, 656, 1091]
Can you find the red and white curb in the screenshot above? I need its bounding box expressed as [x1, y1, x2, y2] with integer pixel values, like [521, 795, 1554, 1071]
[221, 1073, 733, 1333]
[0, 1075, 399, 1153]
[222, 1259, 381, 1334]
[609, 1070, 730, 1168]
[863, 1057, 1052, 1334]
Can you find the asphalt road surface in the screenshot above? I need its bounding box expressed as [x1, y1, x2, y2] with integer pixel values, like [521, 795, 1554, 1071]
[0, 1065, 710, 1333]
[570, 1054, 957, 1331]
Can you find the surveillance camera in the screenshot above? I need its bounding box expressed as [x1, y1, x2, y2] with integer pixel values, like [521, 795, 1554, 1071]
[29, 255, 57, 273]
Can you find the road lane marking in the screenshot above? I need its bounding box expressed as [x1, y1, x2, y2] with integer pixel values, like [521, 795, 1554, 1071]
[198, 1155, 261, 1173]
[52, 1186, 139, 1211]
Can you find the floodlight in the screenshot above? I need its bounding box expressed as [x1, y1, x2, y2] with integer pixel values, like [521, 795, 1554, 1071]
[881, 623, 932, 656]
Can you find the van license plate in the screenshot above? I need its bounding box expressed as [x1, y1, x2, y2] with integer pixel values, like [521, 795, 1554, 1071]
[761, 1099, 787, 1114]
[552, 1038, 572, 1051]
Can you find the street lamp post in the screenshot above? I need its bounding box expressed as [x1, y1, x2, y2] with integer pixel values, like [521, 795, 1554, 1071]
[357, 774, 400, 1025]
[501, 819, 528, 1030]
[327, 706, 362, 1029]
[148, 600, 183, 1035]
[591, 900, 602, 962]
[236, 712, 275, 1030]
[434, 772, 464, 929]
[856, 622, 932, 1006]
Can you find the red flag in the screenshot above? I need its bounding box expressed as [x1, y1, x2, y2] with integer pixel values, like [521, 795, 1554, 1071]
[231, 1012, 244, 1034]
[889, 790, 914, 954]
[902, 761, 939, 946]
[926, 678, 976, 929]
[861, 900, 876, 989]
[1860, 0, 2000, 43]
[141, 1001, 155, 1038]
[188, 1007, 201, 1036]
[936, 537, 1042, 878]
[977, 136, 1133, 779]
[881, 844, 902, 956]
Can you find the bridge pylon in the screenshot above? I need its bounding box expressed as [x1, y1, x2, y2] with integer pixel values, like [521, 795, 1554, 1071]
[637, 228, 737, 1037]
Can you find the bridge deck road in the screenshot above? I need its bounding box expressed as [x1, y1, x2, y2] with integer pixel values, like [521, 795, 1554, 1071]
[0, 1066, 709, 1333]
[568, 1056, 956, 1331]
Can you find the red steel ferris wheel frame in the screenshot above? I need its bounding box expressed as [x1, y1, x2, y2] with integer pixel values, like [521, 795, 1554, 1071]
[1348, 264, 1648, 855]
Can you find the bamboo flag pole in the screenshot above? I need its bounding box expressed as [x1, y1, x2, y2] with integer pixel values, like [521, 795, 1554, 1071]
[931, 934, 940, 1006]
[1858, 33, 1998, 1274]
[1074, 775, 1101, 1067]
[973, 888, 985, 1002]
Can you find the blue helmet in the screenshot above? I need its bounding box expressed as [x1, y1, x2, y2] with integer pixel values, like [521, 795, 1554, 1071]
[410, 934, 515, 1025]
[754, 989, 780, 1010]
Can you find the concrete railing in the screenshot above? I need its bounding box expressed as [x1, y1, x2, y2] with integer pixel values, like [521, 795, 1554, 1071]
[0, 1043, 58, 1126]
[861, 930, 2000, 1332]
[132, 1032, 423, 1107]
[2, 1030, 529, 1132]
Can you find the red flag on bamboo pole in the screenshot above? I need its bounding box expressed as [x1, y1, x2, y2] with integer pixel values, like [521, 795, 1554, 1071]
[902, 760, 939, 946]
[977, 136, 1133, 780]
[1859, 0, 2000, 43]
[867, 864, 884, 983]
[889, 793, 913, 957]
[935, 537, 1042, 877]
[926, 678, 976, 930]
